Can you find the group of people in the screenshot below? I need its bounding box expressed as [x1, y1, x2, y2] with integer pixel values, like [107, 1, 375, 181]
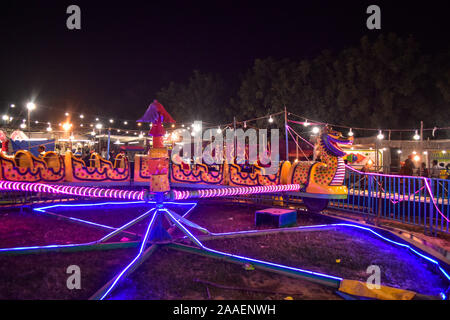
[400, 155, 449, 178]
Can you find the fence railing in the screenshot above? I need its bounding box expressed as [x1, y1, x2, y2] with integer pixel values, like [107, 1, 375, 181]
[329, 167, 450, 235]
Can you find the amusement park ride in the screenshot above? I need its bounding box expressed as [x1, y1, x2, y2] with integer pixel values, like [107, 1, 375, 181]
[0, 101, 448, 300]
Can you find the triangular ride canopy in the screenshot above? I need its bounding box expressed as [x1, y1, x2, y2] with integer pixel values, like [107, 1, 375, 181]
[137, 100, 175, 124]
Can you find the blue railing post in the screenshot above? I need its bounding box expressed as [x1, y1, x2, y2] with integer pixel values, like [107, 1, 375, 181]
[368, 175, 373, 217]
[428, 178, 435, 236]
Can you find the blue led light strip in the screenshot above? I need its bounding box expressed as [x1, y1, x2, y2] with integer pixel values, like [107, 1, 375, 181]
[99, 210, 159, 300]
[198, 223, 450, 282]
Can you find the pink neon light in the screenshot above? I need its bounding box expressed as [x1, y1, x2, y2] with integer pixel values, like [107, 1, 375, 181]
[345, 164, 450, 224]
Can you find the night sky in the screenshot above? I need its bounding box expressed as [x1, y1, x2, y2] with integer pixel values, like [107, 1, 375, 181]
[1, 1, 448, 126]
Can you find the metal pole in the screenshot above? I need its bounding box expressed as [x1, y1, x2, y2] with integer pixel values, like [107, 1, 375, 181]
[107, 129, 111, 160]
[284, 106, 289, 161]
[233, 116, 236, 161]
[27, 110, 31, 150]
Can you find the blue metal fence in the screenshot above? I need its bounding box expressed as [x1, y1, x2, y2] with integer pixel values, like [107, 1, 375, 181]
[330, 169, 450, 235]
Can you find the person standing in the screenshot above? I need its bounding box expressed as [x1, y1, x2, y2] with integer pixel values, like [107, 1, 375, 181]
[430, 160, 441, 179]
[404, 155, 415, 176]
[37, 145, 46, 157]
[419, 162, 429, 177]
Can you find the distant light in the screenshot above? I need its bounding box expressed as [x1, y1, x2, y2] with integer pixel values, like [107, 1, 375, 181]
[109, 119, 114, 123]
[46, 126, 52, 132]
[397, 150, 402, 154]
[443, 150, 447, 154]
[80, 124, 84, 127]
[382, 147, 386, 151]
[377, 130, 384, 140]
[312, 127, 320, 134]
[137, 123, 142, 127]
[69, 135, 75, 140]
[191, 131, 195, 136]
[117, 129, 121, 133]
[20, 123, 26, 129]
[65, 112, 69, 117]
[95, 123, 103, 130]
[96, 118, 99, 121]
[90, 124, 94, 127]
[413, 155, 420, 162]
[193, 123, 201, 132]
[139, 132, 144, 139]
[35, 120, 39, 124]
[62, 123, 72, 131]
[91, 130, 96, 136]
[124, 121, 128, 125]
[2, 115, 8, 121]
[423, 151, 428, 155]
[303, 120, 310, 127]
[80, 114, 84, 119]
[294, 159, 299, 162]
[171, 124, 175, 128]
[217, 127, 222, 134]
[10, 104, 15, 108]
[26, 102, 36, 111]
[126, 131, 129, 134]
[413, 130, 420, 140]
[268, 116, 274, 123]
[412, 151, 417, 155]
[348, 128, 354, 137]
[181, 124, 185, 128]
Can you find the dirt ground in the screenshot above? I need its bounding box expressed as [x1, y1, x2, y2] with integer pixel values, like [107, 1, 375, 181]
[0, 200, 448, 299]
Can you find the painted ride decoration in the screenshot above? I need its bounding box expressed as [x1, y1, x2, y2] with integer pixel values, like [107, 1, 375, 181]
[0, 149, 130, 183]
[64, 150, 130, 183]
[287, 127, 353, 211]
[137, 100, 175, 192]
[0, 150, 65, 182]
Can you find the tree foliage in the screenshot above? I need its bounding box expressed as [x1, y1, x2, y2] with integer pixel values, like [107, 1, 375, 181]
[156, 34, 450, 136]
[156, 70, 232, 125]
